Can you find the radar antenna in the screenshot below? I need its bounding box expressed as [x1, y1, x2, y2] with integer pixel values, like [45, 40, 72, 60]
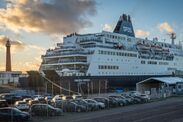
[168, 32, 176, 45]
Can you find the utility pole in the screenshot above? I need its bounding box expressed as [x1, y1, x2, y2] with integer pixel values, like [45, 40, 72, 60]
[99, 80, 101, 95]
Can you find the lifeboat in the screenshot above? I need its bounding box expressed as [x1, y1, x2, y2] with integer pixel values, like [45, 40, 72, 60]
[162, 48, 169, 53]
[151, 45, 162, 51]
[137, 42, 150, 50]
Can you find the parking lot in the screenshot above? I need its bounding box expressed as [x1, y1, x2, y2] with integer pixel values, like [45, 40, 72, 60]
[33, 97, 183, 122]
[0, 91, 183, 122]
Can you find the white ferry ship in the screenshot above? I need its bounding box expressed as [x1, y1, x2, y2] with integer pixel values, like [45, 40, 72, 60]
[40, 14, 183, 88]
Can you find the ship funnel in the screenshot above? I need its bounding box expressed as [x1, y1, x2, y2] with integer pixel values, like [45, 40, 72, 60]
[113, 14, 135, 37]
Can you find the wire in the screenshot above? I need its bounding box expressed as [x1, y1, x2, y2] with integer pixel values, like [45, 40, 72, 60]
[41, 73, 80, 95]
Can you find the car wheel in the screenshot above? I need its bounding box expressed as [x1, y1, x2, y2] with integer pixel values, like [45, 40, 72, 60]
[120, 103, 123, 106]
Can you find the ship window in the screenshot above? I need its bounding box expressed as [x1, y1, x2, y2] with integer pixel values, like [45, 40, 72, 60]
[98, 65, 119, 70]
[141, 61, 145, 64]
[148, 61, 157, 64]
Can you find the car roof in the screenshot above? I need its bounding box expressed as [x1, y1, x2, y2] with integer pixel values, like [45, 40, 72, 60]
[0, 99, 6, 102]
[16, 101, 26, 103]
[0, 107, 14, 109]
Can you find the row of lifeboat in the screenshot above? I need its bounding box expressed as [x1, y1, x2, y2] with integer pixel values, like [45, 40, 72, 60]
[137, 42, 169, 53]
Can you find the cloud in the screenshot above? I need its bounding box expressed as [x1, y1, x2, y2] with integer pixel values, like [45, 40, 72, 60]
[135, 29, 150, 37]
[103, 24, 113, 32]
[0, 0, 97, 34]
[158, 22, 173, 33]
[0, 35, 25, 51]
[12, 61, 41, 72]
[26, 44, 45, 55]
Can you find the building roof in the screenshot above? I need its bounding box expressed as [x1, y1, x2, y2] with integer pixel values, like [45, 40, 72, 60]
[137, 77, 183, 85]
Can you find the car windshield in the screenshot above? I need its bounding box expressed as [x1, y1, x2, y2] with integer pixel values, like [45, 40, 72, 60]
[47, 104, 55, 109]
[19, 101, 26, 104]
[86, 100, 94, 103]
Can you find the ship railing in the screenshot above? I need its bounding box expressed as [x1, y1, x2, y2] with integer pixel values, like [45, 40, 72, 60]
[58, 60, 87, 63]
[43, 52, 92, 57]
[79, 39, 103, 43]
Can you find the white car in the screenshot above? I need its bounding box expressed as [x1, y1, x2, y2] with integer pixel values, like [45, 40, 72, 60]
[52, 96, 63, 103]
[85, 99, 105, 109]
[72, 94, 83, 100]
[140, 94, 150, 101]
[14, 101, 29, 111]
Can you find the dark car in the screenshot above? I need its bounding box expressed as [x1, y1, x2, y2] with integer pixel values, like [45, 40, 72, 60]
[0, 93, 22, 104]
[108, 97, 119, 107]
[85, 99, 105, 109]
[0, 107, 31, 122]
[72, 99, 93, 111]
[52, 100, 65, 109]
[62, 101, 87, 112]
[0, 100, 9, 108]
[108, 96, 125, 106]
[122, 95, 134, 104]
[134, 94, 150, 103]
[93, 97, 110, 108]
[30, 104, 63, 116]
[130, 96, 142, 103]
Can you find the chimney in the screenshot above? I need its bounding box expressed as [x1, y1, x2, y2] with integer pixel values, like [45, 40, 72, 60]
[6, 39, 11, 72]
[113, 14, 135, 37]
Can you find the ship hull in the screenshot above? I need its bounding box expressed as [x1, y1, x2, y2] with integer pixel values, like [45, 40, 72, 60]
[59, 75, 172, 88]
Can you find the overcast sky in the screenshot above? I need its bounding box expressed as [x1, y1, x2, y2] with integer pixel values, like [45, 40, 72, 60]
[0, 0, 183, 72]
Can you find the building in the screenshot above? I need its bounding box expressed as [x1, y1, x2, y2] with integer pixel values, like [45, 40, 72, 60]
[0, 71, 22, 85]
[136, 77, 183, 98]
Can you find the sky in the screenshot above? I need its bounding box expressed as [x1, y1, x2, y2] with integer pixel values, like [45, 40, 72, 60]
[0, 0, 183, 72]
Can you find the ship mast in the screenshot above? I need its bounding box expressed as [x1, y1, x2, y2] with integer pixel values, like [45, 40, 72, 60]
[168, 32, 176, 45]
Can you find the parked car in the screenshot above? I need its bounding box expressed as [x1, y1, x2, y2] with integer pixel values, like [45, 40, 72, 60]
[85, 99, 105, 109]
[135, 94, 150, 103]
[0, 93, 22, 104]
[34, 97, 46, 104]
[72, 99, 91, 111]
[93, 97, 110, 108]
[108, 97, 119, 107]
[30, 104, 63, 116]
[0, 107, 31, 121]
[32, 95, 43, 99]
[62, 96, 73, 101]
[28, 100, 39, 106]
[23, 98, 32, 104]
[108, 95, 126, 106]
[52, 94, 65, 103]
[131, 96, 142, 103]
[129, 91, 141, 97]
[53, 100, 65, 109]
[45, 96, 53, 104]
[62, 101, 87, 112]
[14, 101, 29, 111]
[72, 94, 83, 100]
[0, 100, 9, 108]
[122, 95, 134, 104]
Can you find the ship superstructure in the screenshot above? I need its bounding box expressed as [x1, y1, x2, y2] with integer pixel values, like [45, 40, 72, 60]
[40, 14, 183, 87]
